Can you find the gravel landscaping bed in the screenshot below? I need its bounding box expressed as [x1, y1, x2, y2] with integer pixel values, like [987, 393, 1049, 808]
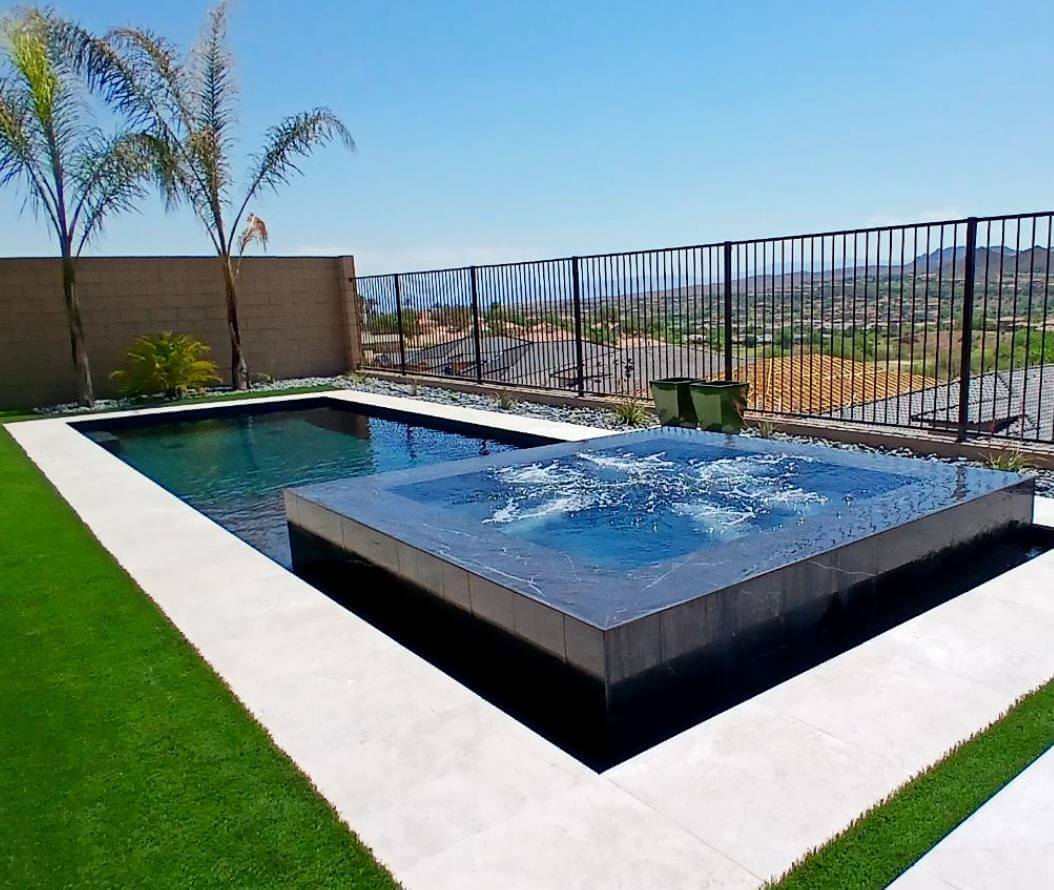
[331, 376, 1054, 495]
[31, 372, 1054, 495]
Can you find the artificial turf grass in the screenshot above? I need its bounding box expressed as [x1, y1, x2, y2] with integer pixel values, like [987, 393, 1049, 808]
[770, 676, 1054, 889]
[0, 428, 398, 889]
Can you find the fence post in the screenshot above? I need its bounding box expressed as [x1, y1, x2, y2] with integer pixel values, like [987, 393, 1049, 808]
[723, 241, 734, 381]
[571, 257, 586, 396]
[393, 272, 407, 374]
[469, 266, 484, 382]
[956, 217, 978, 442]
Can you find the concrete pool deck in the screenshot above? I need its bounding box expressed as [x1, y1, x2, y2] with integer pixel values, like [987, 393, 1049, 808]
[7, 389, 1054, 889]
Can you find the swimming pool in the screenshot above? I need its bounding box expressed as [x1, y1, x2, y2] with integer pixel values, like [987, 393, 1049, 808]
[77, 400, 537, 566]
[70, 399, 1040, 765]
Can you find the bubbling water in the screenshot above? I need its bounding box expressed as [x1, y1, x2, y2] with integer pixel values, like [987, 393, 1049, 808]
[484, 449, 828, 540]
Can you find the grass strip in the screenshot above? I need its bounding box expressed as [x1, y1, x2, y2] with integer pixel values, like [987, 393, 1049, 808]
[770, 677, 1054, 889]
[0, 427, 397, 888]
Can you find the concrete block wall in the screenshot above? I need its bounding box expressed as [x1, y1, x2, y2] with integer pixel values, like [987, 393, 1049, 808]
[0, 255, 358, 407]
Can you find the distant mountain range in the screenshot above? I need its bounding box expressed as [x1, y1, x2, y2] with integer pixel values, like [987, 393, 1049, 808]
[581, 242, 1054, 310]
[911, 244, 1050, 273]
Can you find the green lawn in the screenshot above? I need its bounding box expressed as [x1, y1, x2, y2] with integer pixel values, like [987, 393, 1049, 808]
[771, 677, 1054, 889]
[0, 425, 397, 888]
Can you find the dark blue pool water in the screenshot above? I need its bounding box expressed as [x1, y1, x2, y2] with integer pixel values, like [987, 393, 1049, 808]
[81, 403, 523, 566]
[394, 439, 911, 570]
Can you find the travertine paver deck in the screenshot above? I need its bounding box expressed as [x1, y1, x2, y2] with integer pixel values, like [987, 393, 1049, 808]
[889, 747, 1054, 889]
[7, 391, 1054, 888]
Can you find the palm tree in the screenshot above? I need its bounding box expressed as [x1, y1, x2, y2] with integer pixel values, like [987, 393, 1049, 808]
[0, 8, 152, 406]
[65, 1, 354, 389]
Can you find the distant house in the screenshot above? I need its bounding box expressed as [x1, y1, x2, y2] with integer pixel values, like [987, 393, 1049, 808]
[501, 340, 729, 395]
[737, 354, 936, 415]
[834, 364, 1054, 438]
[373, 333, 729, 396]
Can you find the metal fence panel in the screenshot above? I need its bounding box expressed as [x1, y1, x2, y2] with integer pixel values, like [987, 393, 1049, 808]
[355, 211, 1054, 445]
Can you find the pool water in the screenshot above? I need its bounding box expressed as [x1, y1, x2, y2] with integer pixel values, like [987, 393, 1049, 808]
[82, 404, 522, 566]
[395, 439, 911, 570]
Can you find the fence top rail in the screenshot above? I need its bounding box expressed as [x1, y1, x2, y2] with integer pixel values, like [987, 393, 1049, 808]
[352, 209, 1054, 281]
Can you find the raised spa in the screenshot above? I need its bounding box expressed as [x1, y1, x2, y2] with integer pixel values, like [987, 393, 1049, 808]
[285, 428, 1034, 707]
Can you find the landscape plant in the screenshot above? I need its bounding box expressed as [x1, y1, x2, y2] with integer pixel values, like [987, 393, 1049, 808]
[65, 0, 354, 389]
[0, 7, 152, 406]
[983, 446, 1026, 473]
[109, 331, 220, 399]
[612, 397, 649, 426]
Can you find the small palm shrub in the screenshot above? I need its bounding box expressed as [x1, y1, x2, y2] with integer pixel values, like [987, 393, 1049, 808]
[613, 398, 649, 427]
[110, 332, 221, 399]
[495, 390, 515, 410]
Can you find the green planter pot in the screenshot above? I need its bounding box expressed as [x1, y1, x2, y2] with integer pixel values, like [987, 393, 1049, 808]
[689, 381, 750, 433]
[650, 377, 698, 427]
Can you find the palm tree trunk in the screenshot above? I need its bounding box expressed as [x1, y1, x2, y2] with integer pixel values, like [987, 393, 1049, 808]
[222, 257, 248, 389]
[61, 252, 95, 407]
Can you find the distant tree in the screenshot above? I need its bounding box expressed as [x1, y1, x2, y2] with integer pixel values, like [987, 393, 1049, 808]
[0, 8, 152, 406]
[65, 1, 354, 389]
[368, 309, 419, 338]
[431, 304, 472, 330]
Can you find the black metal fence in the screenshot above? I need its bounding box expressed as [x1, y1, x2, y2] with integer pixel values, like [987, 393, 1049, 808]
[355, 211, 1054, 445]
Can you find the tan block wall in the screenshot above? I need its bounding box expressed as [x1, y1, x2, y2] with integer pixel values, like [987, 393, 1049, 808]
[0, 255, 356, 407]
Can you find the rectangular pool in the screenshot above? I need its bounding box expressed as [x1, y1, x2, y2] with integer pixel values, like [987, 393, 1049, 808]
[287, 428, 1034, 707]
[75, 399, 541, 566]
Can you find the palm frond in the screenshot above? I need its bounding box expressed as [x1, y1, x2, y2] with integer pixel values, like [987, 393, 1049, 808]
[188, 0, 235, 205]
[237, 212, 268, 254]
[230, 107, 353, 244]
[59, 18, 228, 246]
[0, 86, 57, 228]
[61, 20, 192, 137]
[0, 17, 63, 235]
[69, 131, 153, 254]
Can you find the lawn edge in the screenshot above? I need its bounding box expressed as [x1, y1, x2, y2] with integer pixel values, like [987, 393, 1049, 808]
[766, 675, 1054, 888]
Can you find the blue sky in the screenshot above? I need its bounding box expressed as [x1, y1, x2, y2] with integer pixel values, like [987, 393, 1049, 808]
[3, 0, 1053, 272]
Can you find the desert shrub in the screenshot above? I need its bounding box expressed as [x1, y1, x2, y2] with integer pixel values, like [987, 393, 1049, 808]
[752, 419, 779, 438]
[984, 447, 1026, 472]
[110, 332, 221, 399]
[612, 398, 649, 427]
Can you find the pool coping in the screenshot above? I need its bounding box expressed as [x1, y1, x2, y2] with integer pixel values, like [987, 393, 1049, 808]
[7, 389, 1054, 888]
